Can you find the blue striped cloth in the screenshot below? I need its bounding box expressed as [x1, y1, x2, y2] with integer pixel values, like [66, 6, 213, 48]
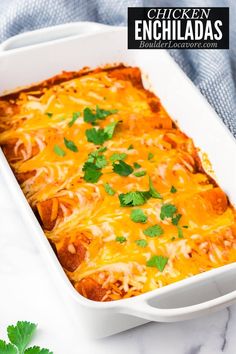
[0, 0, 235, 137]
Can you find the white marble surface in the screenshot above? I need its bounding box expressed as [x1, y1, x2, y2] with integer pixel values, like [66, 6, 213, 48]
[0, 172, 236, 354]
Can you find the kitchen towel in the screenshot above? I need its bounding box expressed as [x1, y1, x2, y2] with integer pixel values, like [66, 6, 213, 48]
[0, 0, 235, 137]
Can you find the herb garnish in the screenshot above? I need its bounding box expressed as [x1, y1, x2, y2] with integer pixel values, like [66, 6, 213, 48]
[128, 144, 134, 150]
[45, 112, 53, 118]
[148, 152, 154, 160]
[64, 137, 78, 152]
[146, 255, 168, 272]
[172, 213, 182, 226]
[119, 191, 150, 207]
[170, 185, 177, 193]
[82, 162, 102, 183]
[110, 153, 127, 162]
[85, 121, 118, 145]
[0, 321, 52, 354]
[143, 225, 164, 237]
[149, 177, 162, 199]
[83, 106, 117, 124]
[133, 162, 141, 169]
[134, 170, 146, 177]
[104, 183, 116, 196]
[160, 203, 177, 220]
[116, 236, 127, 243]
[130, 209, 147, 223]
[53, 144, 66, 157]
[113, 160, 134, 176]
[135, 239, 148, 247]
[68, 112, 80, 127]
[177, 226, 184, 239]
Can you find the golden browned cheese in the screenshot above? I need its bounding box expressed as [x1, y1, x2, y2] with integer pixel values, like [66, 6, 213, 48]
[0, 66, 236, 302]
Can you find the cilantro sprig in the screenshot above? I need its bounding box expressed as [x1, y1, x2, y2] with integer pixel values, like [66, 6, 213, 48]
[68, 112, 80, 127]
[64, 137, 78, 152]
[0, 321, 52, 354]
[119, 177, 162, 207]
[113, 160, 134, 176]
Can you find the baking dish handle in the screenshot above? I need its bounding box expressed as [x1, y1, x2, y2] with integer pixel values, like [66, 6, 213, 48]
[120, 289, 236, 322]
[0, 22, 112, 52]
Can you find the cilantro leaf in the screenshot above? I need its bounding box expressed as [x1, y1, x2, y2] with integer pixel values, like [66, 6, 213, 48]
[94, 155, 107, 168]
[143, 225, 164, 237]
[110, 153, 127, 162]
[135, 239, 148, 248]
[133, 162, 141, 169]
[170, 185, 177, 193]
[45, 112, 53, 118]
[146, 255, 168, 272]
[160, 203, 177, 220]
[119, 191, 150, 207]
[86, 128, 108, 145]
[183, 225, 189, 229]
[64, 137, 78, 152]
[83, 106, 117, 123]
[128, 144, 134, 150]
[96, 106, 118, 119]
[134, 170, 146, 177]
[25, 347, 53, 354]
[83, 107, 97, 123]
[148, 152, 154, 160]
[104, 121, 118, 139]
[7, 321, 37, 354]
[177, 226, 184, 239]
[116, 236, 126, 243]
[53, 145, 66, 157]
[130, 209, 147, 223]
[104, 183, 115, 196]
[68, 112, 80, 127]
[0, 340, 17, 354]
[172, 213, 182, 226]
[149, 177, 162, 199]
[113, 160, 133, 176]
[82, 162, 102, 183]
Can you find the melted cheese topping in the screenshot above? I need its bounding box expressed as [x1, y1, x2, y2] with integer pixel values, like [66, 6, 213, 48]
[0, 66, 236, 302]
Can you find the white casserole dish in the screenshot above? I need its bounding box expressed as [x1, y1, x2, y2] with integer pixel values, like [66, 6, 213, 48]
[0, 22, 236, 338]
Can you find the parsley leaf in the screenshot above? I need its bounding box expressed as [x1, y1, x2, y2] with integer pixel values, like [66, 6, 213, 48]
[133, 162, 141, 169]
[119, 191, 150, 207]
[148, 152, 154, 160]
[68, 112, 80, 127]
[146, 255, 168, 272]
[128, 144, 134, 150]
[170, 185, 177, 193]
[130, 209, 147, 223]
[25, 347, 53, 354]
[104, 183, 115, 196]
[110, 153, 127, 162]
[45, 112, 53, 118]
[0, 340, 17, 354]
[116, 236, 126, 243]
[64, 137, 78, 152]
[87, 149, 107, 168]
[160, 203, 177, 220]
[7, 321, 37, 354]
[83, 107, 97, 123]
[134, 170, 146, 177]
[53, 144, 66, 157]
[94, 155, 107, 168]
[143, 225, 164, 237]
[177, 226, 184, 239]
[113, 160, 133, 176]
[149, 177, 162, 199]
[172, 213, 182, 226]
[135, 239, 148, 247]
